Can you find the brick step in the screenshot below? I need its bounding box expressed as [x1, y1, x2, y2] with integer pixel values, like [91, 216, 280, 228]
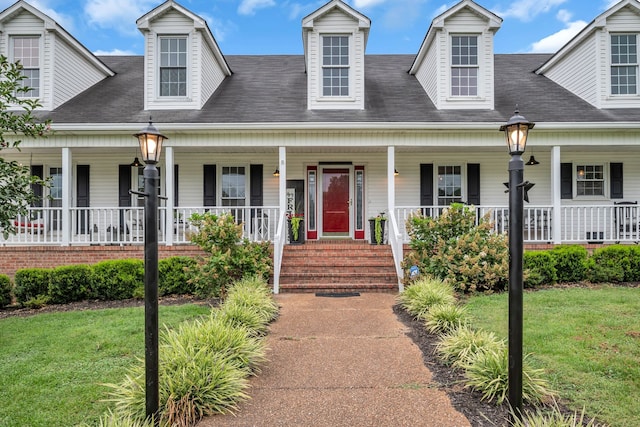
[281, 258, 395, 267]
[278, 282, 398, 293]
[281, 266, 396, 274]
[276, 241, 399, 293]
[279, 271, 398, 284]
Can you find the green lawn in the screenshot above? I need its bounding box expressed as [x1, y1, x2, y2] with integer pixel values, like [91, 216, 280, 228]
[0, 304, 212, 427]
[465, 285, 640, 427]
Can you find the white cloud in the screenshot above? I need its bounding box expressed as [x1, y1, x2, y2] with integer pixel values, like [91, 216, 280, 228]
[604, 0, 621, 9]
[93, 48, 136, 55]
[353, 0, 387, 7]
[27, 0, 76, 32]
[85, 0, 155, 36]
[529, 10, 587, 53]
[238, 0, 276, 16]
[495, 0, 568, 22]
[200, 12, 237, 43]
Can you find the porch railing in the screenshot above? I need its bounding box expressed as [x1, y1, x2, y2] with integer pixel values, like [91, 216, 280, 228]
[1, 206, 280, 246]
[395, 205, 554, 243]
[387, 213, 405, 292]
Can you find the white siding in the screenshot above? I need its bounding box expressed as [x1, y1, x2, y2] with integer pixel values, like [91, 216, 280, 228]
[546, 36, 598, 106]
[52, 35, 107, 109]
[144, 8, 228, 110]
[414, 36, 439, 105]
[307, 8, 365, 110]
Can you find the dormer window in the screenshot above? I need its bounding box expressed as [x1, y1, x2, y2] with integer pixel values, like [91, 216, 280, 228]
[11, 36, 40, 98]
[451, 35, 478, 97]
[611, 34, 638, 95]
[159, 36, 187, 97]
[322, 35, 349, 97]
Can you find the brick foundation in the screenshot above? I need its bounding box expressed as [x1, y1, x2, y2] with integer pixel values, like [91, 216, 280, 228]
[0, 245, 207, 279]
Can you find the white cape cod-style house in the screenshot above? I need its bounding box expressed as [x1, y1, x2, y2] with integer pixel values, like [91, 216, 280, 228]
[2, 0, 640, 291]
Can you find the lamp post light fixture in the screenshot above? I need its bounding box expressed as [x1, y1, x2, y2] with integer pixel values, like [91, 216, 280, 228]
[132, 119, 168, 424]
[500, 107, 534, 420]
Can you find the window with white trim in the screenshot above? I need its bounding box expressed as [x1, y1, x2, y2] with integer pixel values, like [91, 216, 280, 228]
[322, 35, 349, 97]
[437, 166, 462, 205]
[451, 35, 478, 97]
[576, 165, 604, 197]
[221, 166, 246, 207]
[159, 37, 187, 97]
[611, 34, 637, 95]
[12, 36, 40, 98]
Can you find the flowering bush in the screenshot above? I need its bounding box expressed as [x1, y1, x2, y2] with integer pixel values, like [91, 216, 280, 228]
[403, 203, 508, 293]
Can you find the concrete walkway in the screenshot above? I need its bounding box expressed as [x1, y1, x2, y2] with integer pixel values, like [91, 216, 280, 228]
[199, 293, 470, 427]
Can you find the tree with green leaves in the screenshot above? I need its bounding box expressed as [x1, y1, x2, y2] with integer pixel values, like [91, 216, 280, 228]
[0, 55, 51, 238]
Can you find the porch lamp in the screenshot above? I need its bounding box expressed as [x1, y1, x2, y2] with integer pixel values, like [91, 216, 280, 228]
[133, 118, 168, 425]
[499, 107, 534, 421]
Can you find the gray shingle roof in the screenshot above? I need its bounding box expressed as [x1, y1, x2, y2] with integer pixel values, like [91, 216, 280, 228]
[41, 53, 640, 125]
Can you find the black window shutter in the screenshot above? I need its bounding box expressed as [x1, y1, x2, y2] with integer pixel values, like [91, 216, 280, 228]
[76, 165, 90, 207]
[420, 164, 434, 206]
[174, 164, 179, 206]
[610, 163, 623, 199]
[467, 163, 480, 205]
[118, 165, 132, 207]
[30, 165, 44, 208]
[203, 165, 216, 206]
[250, 164, 263, 206]
[560, 163, 572, 199]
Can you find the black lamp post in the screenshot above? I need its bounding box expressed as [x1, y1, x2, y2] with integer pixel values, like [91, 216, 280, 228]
[132, 119, 167, 424]
[500, 107, 534, 420]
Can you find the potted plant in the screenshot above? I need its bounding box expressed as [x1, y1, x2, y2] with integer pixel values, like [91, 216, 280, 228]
[287, 212, 304, 244]
[368, 213, 386, 245]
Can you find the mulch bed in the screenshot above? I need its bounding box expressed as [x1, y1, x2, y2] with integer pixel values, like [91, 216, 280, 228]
[393, 305, 511, 426]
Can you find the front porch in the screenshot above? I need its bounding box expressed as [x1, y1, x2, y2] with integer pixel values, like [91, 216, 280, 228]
[5, 203, 639, 247]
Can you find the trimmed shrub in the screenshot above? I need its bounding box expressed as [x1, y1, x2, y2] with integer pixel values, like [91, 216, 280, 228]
[48, 264, 92, 304]
[463, 347, 555, 405]
[523, 250, 557, 288]
[0, 274, 12, 308]
[397, 276, 456, 319]
[14, 268, 51, 305]
[587, 245, 632, 283]
[158, 256, 197, 296]
[549, 245, 588, 283]
[91, 259, 144, 300]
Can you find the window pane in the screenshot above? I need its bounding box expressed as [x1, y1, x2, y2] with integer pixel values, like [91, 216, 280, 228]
[437, 165, 463, 206]
[576, 165, 604, 196]
[322, 36, 349, 97]
[12, 36, 40, 98]
[222, 166, 246, 206]
[451, 35, 478, 97]
[160, 37, 187, 96]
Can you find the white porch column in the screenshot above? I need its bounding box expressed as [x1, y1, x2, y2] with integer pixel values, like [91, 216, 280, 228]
[387, 146, 395, 214]
[165, 146, 174, 246]
[551, 146, 562, 244]
[62, 147, 72, 246]
[279, 147, 287, 215]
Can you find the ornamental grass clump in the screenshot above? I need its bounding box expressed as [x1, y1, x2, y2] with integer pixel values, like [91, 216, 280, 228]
[463, 347, 555, 405]
[397, 276, 456, 319]
[509, 400, 604, 427]
[435, 324, 505, 369]
[423, 303, 469, 334]
[170, 313, 267, 375]
[225, 276, 279, 324]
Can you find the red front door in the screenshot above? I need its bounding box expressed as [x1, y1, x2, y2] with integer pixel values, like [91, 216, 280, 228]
[322, 168, 350, 234]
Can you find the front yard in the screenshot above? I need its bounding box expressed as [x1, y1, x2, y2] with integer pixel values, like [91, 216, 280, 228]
[466, 285, 640, 426]
[0, 303, 212, 426]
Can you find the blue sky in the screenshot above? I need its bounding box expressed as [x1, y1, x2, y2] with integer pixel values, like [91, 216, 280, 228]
[0, 0, 624, 55]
